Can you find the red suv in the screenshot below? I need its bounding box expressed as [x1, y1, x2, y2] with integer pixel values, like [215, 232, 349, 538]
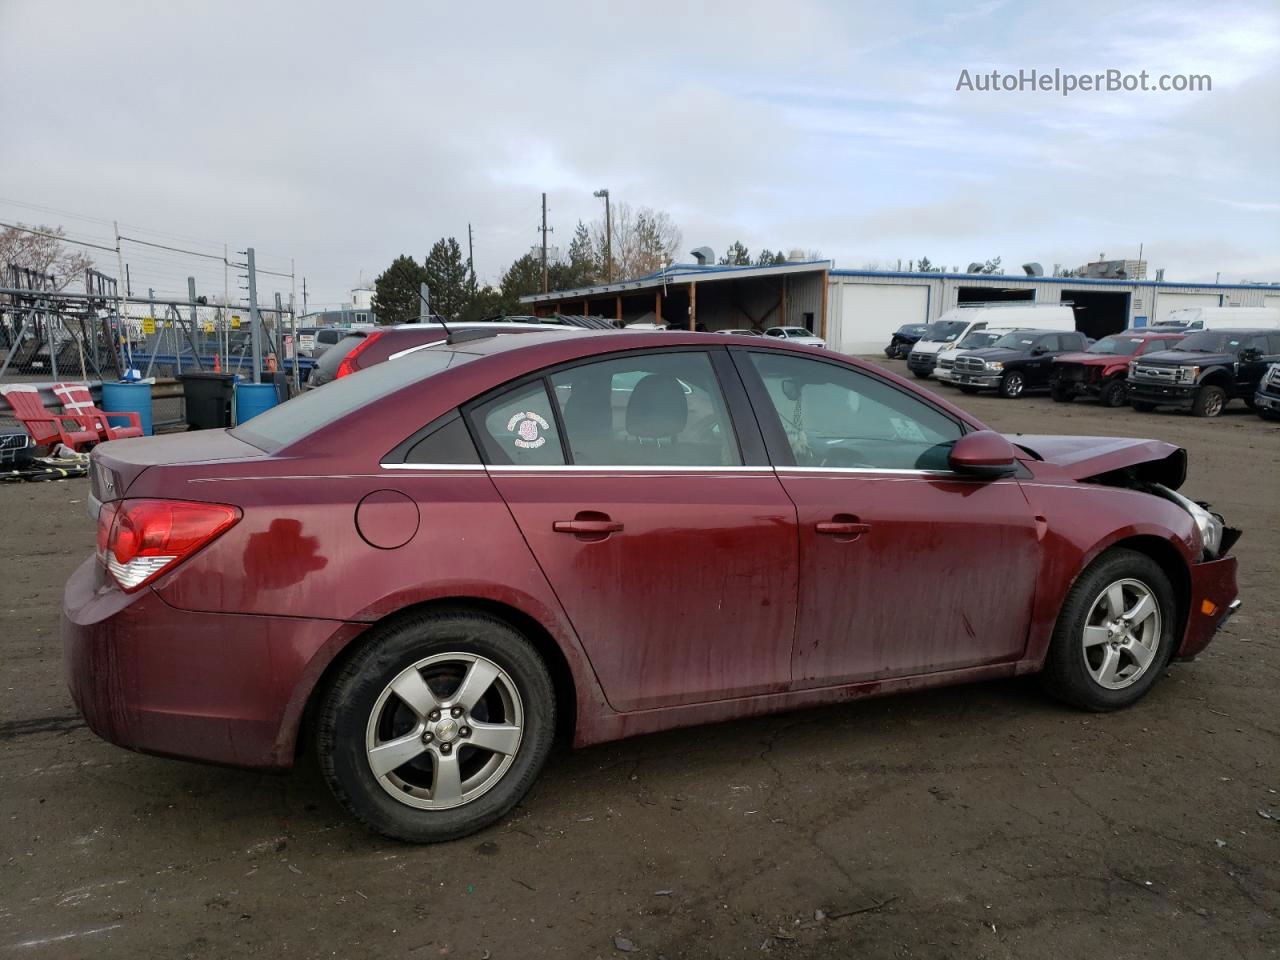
[64, 331, 1241, 842]
[1051, 331, 1185, 406]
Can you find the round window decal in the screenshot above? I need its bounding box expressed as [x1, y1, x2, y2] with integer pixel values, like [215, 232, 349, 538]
[507, 410, 550, 449]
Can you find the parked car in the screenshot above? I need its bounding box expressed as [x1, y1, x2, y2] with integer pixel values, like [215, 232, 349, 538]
[624, 321, 669, 331]
[935, 328, 1022, 384]
[949, 329, 1090, 398]
[1254, 362, 1280, 421]
[884, 323, 928, 359]
[1127, 329, 1280, 417]
[907, 304, 1075, 378]
[296, 326, 352, 359]
[66, 331, 1241, 842]
[764, 326, 825, 347]
[1050, 331, 1186, 407]
[714, 329, 764, 337]
[306, 321, 566, 389]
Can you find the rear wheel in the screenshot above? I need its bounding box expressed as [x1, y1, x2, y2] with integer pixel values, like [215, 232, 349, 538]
[1191, 384, 1227, 418]
[1261, 410, 1280, 422]
[999, 371, 1025, 398]
[316, 610, 556, 843]
[1040, 549, 1175, 711]
[1098, 378, 1128, 408]
[1050, 381, 1074, 403]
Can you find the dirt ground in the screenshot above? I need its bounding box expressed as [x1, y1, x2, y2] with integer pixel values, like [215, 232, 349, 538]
[2, 361, 1278, 959]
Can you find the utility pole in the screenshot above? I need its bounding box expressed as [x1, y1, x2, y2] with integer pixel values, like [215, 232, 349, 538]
[223, 242, 230, 365]
[467, 223, 475, 285]
[187, 276, 205, 371]
[593, 188, 611, 282]
[288, 292, 299, 392]
[302, 277, 308, 318]
[274, 292, 285, 365]
[541, 192, 549, 293]
[246, 247, 262, 383]
[113, 220, 130, 372]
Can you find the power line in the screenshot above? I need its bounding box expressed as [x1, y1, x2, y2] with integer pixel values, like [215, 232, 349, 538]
[119, 234, 229, 262]
[0, 221, 118, 253]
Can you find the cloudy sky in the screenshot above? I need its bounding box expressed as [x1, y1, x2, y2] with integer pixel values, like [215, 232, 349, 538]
[2, 0, 1276, 308]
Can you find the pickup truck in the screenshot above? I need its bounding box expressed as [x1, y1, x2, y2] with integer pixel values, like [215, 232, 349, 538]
[948, 329, 1090, 398]
[1127, 329, 1280, 417]
[1050, 331, 1185, 407]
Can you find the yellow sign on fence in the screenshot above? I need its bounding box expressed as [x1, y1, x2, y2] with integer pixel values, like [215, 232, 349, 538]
[203, 321, 215, 333]
[141, 316, 156, 335]
[231, 315, 242, 329]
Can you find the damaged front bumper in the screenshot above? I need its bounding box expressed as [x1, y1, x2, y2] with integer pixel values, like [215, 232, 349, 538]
[1176, 554, 1241, 660]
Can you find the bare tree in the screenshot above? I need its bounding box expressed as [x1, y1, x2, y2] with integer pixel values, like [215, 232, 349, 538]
[0, 223, 94, 291]
[591, 203, 681, 279]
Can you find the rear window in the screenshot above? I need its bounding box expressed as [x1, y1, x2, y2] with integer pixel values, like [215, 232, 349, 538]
[232, 349, 477, 452]
[314, 334, 367, 378]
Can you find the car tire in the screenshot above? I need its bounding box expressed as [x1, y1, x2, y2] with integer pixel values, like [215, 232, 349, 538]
[1191, 385, 1227, 418]
[316, 609, 556, 843]
[911, 369, 930, 379]
[1098, 378, 1128, 408]
[998, 371, 1025, 398]
[1050, 381, 1074, 403]
[1040, 548, 1176, 711]
[1261, 410, 1280, 422]
[1130, 401, 1157, 412]
[957, 385, 981, 394]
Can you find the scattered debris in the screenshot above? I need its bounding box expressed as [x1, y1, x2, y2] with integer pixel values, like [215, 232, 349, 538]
[653, 890, 673, 897]
[613, 934, 637, 952]
[828, 895, 899, 920]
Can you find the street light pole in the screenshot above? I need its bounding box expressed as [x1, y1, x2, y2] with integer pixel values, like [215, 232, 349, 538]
[593, 188, 611, 282]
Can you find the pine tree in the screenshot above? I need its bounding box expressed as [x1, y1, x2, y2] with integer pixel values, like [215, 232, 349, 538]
[720, 241, 751, 266]
[423, 237, 471, 320]
[371, 254, 428, 325]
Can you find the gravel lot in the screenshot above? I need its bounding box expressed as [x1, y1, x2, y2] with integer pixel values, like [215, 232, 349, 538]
[2, 360, 1278, 959]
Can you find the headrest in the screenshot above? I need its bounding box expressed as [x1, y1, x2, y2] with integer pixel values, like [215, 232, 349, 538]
[625, 374, 688, 439]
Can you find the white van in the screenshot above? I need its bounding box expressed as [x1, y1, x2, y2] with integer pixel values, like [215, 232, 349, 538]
[906, 304, 1076, 378]
[1164, 306, 1280, 332]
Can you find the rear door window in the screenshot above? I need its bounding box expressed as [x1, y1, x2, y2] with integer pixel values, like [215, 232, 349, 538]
[470, 380, 566, 466]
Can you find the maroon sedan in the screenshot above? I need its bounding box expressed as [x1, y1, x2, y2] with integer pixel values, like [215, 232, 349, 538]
[64, 331, 1241, 842]
[1051, 331, 1185, 406]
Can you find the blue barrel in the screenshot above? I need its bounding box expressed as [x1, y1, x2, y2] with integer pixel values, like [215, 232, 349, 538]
[234, 382, 280, 424]
[101, 381, 154, 436]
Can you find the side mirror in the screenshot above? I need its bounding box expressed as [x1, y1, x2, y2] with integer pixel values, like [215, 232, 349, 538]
[1240, 347, 1262, 362]
[949, 430, 1019, 479]
[1030, 345, 1047, 356]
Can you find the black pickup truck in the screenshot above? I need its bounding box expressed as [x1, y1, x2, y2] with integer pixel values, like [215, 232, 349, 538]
[1255, 362, 1280, 421]
[948, 329, 1089, 398]
[1127, 329, 1280, 417]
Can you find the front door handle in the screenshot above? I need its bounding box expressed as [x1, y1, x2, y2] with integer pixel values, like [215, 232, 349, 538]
[816, 516, 871, 541]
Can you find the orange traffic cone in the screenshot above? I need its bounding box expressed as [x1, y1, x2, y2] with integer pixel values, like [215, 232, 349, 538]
[213, 353, 222, 373]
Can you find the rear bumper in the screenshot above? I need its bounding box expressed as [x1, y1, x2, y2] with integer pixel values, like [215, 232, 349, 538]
[62, 556, 365, 769]
[1128, 380, 1196, 408]
[1176, 554, 1240, 659]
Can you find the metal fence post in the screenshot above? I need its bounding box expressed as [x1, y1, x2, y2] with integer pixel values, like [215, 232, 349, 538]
[247, 248, 262, 384]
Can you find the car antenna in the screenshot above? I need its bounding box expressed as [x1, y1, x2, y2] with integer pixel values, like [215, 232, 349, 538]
[418, 287, 458, 343]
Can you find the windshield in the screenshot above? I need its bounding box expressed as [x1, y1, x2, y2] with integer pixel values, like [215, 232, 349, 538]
[1087, 336, 1145, 356]
[898, 324, 927, 335]
[922, 320, 967, 342]
[957, 331, 1002, 349]
[992, 332, 1038, 349]
[1172, 332, 1232, 353]
[232, 349, 477, 452]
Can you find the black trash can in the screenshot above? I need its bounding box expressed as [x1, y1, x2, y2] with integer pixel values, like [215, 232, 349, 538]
[179, 372, 236, 430]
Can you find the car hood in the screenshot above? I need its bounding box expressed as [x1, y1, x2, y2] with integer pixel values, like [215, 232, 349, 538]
[1053, 352, 1119, 365]
[957, 347, 1022, 362]
[1137, 349, 1234, 366]
[1007, 434, 1186, 488]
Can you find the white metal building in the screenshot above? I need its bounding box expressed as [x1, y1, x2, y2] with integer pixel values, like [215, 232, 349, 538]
[522, 262, 1279, 354]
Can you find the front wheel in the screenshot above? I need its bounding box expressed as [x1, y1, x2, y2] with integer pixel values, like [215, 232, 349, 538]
[957, 385, 981, 394]
[316, 610, 556, 843]
[1191, 384, 1227, 418]
[1040, 549, 1176, 711]
[1098, 378, 1128, 408]
[1130, 400, 1157, 412]
[911, 368, 931, 379]
[999, 371, 1025, 398]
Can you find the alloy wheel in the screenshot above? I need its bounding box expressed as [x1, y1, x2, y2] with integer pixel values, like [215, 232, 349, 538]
[1081, 578, 1162, 690]
[365, 653, 524, 810]
[1002, 373, 1024, 397]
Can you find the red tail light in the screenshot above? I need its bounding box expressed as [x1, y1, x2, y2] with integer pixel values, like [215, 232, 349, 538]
[98, 499, 241, 592]
[335, 332, 384, 378]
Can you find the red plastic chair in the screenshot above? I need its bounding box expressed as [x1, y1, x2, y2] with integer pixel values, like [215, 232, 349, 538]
[52, 382, 144, 441]
[0, 384, 100, 452]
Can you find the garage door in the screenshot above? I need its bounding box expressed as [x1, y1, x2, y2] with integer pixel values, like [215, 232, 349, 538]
[836, 284, 929, 354]
[1265, 295, 1280, 312]
[1153, 292, 1220, 323]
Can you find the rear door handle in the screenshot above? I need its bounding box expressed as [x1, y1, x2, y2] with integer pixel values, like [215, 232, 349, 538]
[553, 519, 624, 534]
[816, 518, 871, 540]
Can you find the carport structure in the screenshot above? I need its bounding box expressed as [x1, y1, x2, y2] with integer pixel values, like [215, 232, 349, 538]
[520, 260, 833, 334]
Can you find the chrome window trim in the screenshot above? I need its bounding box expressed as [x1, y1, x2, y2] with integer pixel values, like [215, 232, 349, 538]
[776, 466, 958, 477]
[485, 464, 773, 474]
